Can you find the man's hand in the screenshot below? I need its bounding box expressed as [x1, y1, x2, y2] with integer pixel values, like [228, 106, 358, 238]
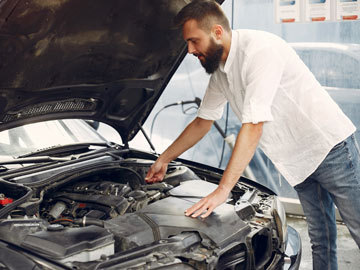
[185, 122, 264, 219]
[145, 159, 168, 183]
[185, 186, 230, 218]
[145, 118, 213, 184]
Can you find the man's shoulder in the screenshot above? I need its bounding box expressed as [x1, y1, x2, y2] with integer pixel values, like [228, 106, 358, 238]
[234, 29, 285, 46]
[234, 29, 281, 38]
[233, 29, 289, 59]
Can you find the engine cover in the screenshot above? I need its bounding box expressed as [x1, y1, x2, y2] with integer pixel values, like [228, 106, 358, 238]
[105, 180, 251, 251]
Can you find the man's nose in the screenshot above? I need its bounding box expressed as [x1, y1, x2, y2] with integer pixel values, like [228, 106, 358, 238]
[187, 42, 196, 54]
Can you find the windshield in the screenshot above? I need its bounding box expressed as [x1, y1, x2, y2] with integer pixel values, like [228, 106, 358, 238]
[0, 119, 107, 157]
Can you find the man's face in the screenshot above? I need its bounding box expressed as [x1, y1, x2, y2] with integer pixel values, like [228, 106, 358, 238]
[182, 19, 224, 74]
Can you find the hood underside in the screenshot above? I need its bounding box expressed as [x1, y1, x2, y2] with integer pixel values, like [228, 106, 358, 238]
[0, 0, 210, 142]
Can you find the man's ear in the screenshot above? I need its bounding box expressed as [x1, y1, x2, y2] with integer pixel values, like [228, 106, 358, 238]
[211, 24, 223, 40]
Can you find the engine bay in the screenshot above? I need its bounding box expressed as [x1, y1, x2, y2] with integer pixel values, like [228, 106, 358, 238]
[0, 152, 283, 269]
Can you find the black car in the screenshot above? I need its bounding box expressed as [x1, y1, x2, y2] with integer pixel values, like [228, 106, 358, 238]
[0, 1, 301, 269]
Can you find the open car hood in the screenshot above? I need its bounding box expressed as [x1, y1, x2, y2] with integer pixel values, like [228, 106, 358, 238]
[0, 0, 223, 143]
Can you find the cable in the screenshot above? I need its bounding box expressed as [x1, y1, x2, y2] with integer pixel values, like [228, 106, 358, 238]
[150, 97, 232, 169]
[231, 0, 234, 30]
[216, 0, 234, 168]
[218, 103, 229, 168]
[149, 98, 201, 141]
[150, 106, 171, 141]
[217, 0, 234, 168]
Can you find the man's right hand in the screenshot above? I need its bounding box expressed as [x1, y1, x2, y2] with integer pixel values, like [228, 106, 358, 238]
[145, 118, 213, 184]
[145, 159, 168, 183]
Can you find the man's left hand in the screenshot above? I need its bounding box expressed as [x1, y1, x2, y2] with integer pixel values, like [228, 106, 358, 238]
[185, 186, 230, 218]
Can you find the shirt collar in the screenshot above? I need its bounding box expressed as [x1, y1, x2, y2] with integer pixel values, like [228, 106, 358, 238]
[223, 30, 238, 74]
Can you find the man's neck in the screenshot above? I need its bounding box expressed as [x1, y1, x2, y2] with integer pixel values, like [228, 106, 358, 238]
[221, 30, 232, 62]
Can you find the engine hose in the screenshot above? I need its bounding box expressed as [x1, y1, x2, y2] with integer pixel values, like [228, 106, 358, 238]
[117, 166, 145, 189]
[74, 216, 104, 227]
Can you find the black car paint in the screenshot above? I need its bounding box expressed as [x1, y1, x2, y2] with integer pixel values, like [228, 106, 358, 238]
[0, 0, 188, 143]
[0, 0, 301, 269]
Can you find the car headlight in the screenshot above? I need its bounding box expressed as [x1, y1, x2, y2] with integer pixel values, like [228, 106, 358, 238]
[272, 197, 288, 246]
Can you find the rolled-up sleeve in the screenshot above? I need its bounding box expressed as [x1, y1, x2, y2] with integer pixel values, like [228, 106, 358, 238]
[197, 76, 227, 120]
[241, 46, 286, 124]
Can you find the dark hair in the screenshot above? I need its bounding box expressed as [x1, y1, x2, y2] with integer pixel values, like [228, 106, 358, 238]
[174, 0, 231, 33]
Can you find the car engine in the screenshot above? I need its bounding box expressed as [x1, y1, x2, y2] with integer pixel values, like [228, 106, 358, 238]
[0, 154, 287, 270]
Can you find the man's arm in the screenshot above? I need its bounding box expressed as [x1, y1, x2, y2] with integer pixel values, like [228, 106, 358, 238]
[185, 121, 264, 218]
[145, 117, 214, 183]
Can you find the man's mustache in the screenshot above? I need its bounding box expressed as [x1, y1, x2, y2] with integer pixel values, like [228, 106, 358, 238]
[193, 53, 204, 58]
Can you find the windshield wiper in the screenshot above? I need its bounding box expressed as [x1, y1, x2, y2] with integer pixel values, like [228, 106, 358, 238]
[0, 156, 75, 165]
[17, 142, 112, 158]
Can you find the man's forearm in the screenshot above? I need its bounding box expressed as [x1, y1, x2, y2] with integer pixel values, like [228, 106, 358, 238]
[159, 117, 214, 163]
[218, 122, 264, 192]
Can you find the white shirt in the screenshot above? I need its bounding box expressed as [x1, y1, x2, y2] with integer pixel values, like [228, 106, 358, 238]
[197, 29, 356, 186]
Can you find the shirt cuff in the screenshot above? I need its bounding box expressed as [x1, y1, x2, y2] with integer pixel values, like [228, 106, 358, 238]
[242, 104, 274, 124]
[197, 106, 224, 120]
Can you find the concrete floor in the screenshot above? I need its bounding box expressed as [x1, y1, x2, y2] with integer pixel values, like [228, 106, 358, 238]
[287, 215, 360, 270]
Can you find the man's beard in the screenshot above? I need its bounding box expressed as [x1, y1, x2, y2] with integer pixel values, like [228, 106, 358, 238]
[199, 38, 224, 74]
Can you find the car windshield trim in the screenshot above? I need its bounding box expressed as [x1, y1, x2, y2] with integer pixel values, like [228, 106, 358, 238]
[17, 142, 111, 158]
[0, 156, 75, 165]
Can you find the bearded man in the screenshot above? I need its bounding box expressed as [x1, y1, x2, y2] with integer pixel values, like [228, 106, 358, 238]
[145, 1, 360, 269]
